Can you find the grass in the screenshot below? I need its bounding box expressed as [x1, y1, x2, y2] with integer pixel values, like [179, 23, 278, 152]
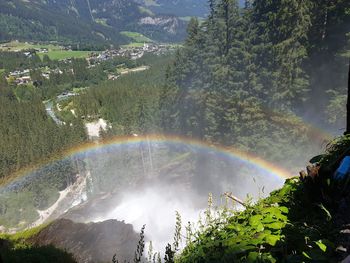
[0, 222, 77, 263]
[72, 87, 88, 93]
[122, 42, 146, 48]
[340, 50, 350, 58]
[142, 0, 159, 6]
[95, 18, 109, 27]
[0, 222, 51, 245]
[0, 41, 96, 60]
[120, 31, 153, 43]
[0, 41, 61, 52]
[138, 6, 154, 16]
[38, 51, 92, 60]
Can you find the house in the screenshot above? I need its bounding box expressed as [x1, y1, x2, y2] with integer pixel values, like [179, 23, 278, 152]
[17, 76, 32, 85]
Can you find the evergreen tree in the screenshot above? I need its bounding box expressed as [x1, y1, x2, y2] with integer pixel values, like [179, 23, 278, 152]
[251, 0, 311, 110]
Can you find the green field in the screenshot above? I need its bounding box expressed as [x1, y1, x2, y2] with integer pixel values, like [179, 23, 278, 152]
[122, 42, 146, 48]
[0, 41, 62, 52]
[138, 6, 154, 16]
[95, 18, 109, 27]
[120, 31, 153, 43]
[0, 41, 94, 60]
[38, 50, 92, 60]
[142, 0, 159, 6]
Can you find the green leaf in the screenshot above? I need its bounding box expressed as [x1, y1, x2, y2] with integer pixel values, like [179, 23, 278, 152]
[265, 235, 280, 246]
[309, 155, 324, 164]
[318, 204, 332, 221]
[315, 240, 327, 252]
[279, 206, 289, 214]
[249, 215, 263, 226]
[302, 251, 312, 259]
[247, 251, 259, 261]
[266, 222, 285, 230]
[256, 223, 265, 232]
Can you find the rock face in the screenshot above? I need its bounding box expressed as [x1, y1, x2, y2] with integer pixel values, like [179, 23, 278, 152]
[29, 219, 139, 263]
[139, 16, 180, 34]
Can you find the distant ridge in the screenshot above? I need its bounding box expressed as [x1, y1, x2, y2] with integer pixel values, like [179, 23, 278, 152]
[0, 0, 196, 46]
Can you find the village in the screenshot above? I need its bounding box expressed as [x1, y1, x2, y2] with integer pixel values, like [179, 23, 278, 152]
[3, 42, 174, 86]
[89, 43, 173, 62]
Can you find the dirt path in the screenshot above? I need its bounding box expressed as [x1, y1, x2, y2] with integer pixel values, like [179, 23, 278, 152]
[120, 65, 150, 75]
[31, 186, 72, 228]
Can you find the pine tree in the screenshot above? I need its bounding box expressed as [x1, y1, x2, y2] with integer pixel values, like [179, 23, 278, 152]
[251, 0, 311, 110]
[208, 0, 216, 22]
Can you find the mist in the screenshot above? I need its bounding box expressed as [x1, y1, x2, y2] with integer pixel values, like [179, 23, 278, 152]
[77, 141, 285, 253]
[0, 139, 287, 251]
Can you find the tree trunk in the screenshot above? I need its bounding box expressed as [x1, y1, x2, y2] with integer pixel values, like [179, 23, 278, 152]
[345, 60, 350, 135]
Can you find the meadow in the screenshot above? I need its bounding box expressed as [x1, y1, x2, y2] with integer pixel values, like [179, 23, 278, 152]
[37, 51, 92, 60]
[0, 41, 94, 60]
[120, 31, 153, 47]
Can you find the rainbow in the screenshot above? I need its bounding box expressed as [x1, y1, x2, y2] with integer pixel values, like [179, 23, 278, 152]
[1, 134, 294, 189]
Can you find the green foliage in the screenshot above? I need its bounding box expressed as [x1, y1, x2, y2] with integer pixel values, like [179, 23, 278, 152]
[0, 158, 81, 228]
[0, 245, 77, 263]
[73, 55, 169, 135]
[0, 88, 86, 179]
[38, 51, 92, 61]
[177, 135, 350, 262]
[0, 0, 188, 45]
[158, 0, 326, 169]
[0, 51, 109, 100]
[0, 51, 41, 72]
[157, 0, 350, 171]
[177, 178, 339, 262]
[164, 244, 175, 263]
[319, 135, 350, 171]
[134, 225, 146, 263]
[120, 31, 153, 43]
[325, 92, 347, 126]
[173, 211, 182, 253]
[0, 223, 77, 263]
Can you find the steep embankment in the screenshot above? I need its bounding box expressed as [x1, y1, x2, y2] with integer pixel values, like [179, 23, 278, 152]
[29, 219, 139, 263]
[0, 218, 140, 263]
[177, 136, 350, 263]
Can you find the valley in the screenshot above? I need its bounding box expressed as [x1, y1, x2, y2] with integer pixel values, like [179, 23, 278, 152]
[0, 0, 203, 46]
[0, 0, 350, 262]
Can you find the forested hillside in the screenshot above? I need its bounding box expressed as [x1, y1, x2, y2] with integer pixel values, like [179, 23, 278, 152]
[72, 55, 167, 136]
[0, 51, 103, 179]
[0, 0, 187, 46]
[0, 84, 86, 179]
[136, 0, 209, 17]
[158, 0, 350, 166]
[5, 0, 348, 179]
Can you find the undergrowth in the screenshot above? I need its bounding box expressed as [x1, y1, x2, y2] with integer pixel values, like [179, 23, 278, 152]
[117, 137, 350, 262]
[174, 136, 350, 262]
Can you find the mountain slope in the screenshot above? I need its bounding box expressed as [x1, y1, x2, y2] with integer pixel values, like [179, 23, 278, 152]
[0, 0, 188, 45]
[136, 0, 208, 17]
[135, 0, 247, 17]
